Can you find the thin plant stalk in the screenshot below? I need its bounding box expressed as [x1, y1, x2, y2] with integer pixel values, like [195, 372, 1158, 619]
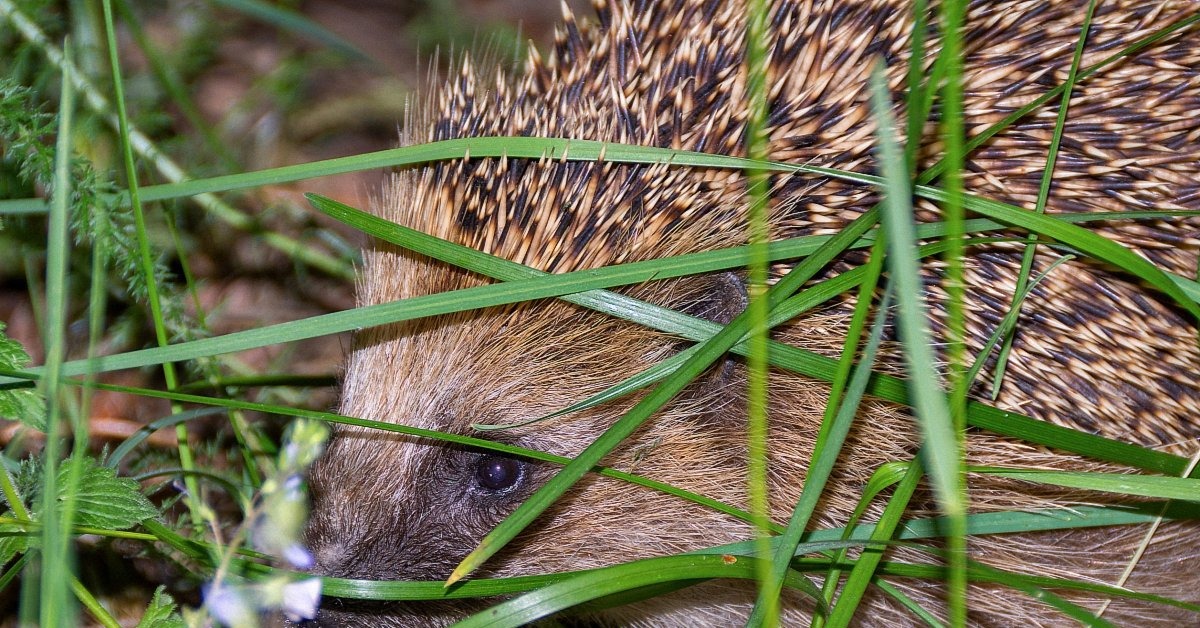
[30, 42, 78, 628]
[935, 0, 969, 621]
[868, 62, 966, 616]
[744, 0, 776, 624]
[99, 0, 204, 533]
[990, 0, 1098, 397]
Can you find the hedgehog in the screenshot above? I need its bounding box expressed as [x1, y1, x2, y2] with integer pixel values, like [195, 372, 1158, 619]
[301, 0, 1200, 625]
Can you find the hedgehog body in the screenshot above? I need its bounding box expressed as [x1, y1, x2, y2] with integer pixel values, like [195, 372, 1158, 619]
[304, 0, 1200, 625]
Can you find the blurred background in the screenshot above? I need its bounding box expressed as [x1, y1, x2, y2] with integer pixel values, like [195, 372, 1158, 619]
[0, 0, 587, 623]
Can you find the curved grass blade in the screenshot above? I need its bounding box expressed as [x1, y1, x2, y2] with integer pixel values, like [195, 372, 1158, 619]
[105, 407, 227, 469]
[212, 0, 375, 65]
[824, 459, 924, 628]
[452, 555, 811, 628]
[972, 468, 1200, 502]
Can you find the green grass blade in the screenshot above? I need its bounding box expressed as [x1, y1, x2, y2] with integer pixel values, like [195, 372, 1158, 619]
[452, 555, 807, 628]
[0, 0, 353, 277]
[70, 576, 121, 628]
[991, 0, 1099, 398]
[33, 42, 77, 628]
[3, 324, 1192, 485]
[99, 0, 203, 535]
[902, 0, 932, 176]
[104, 407, 228, 469]
[971, 468, 1200, 502]
[744, 0, 777, 620]
[760, 272, 891, 626]
[868, 65, 967, 622]
[825, 459, 925, 627]
[935, 0, 969, 617]
[297, 497, 1191, 600]
[881, 558, 1199, 613]
[869, 63, 964, 522]
[698, 502, 1199, 559]
[212, 0, 376, 65]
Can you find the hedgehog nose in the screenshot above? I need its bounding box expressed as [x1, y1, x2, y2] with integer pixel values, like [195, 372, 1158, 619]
[302, 516, 362, 580]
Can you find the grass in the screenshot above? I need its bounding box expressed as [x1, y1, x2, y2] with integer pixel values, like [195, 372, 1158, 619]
[1, 1, 1199, 627]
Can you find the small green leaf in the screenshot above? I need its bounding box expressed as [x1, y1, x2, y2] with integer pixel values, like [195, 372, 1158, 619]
[0, 520, 30, 565]
[56, 456, 158, 530]
[136, 587, 185, 628]
[0, 324, 44, 431]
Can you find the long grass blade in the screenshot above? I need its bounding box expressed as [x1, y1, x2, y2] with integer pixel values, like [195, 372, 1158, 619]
[3, 203, 1194, 481]
[453, 555, 809, 628]
[743, 0, 777, 620]
[868, 65, 966, 621]
[990, 0, 1099, 398]
[936, 0, 969, 617]
[758, 264, 890, 627]
[971, 468, 1200, 502]
[212, 0, 375, 64]
[33, 41, 77, 628]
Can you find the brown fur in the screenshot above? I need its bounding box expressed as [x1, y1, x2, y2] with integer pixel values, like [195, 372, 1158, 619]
[304, 0, 1200, 625]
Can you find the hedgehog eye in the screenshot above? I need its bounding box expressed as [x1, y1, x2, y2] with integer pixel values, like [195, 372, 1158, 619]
[473, 455, 523, 494]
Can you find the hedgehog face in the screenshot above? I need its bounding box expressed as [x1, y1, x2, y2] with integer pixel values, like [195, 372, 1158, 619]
[300, 263, 781, 625]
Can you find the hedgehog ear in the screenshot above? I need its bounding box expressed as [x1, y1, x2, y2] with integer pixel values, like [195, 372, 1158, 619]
[674, 271, 747, 389]
[677, 271, 748, 328]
